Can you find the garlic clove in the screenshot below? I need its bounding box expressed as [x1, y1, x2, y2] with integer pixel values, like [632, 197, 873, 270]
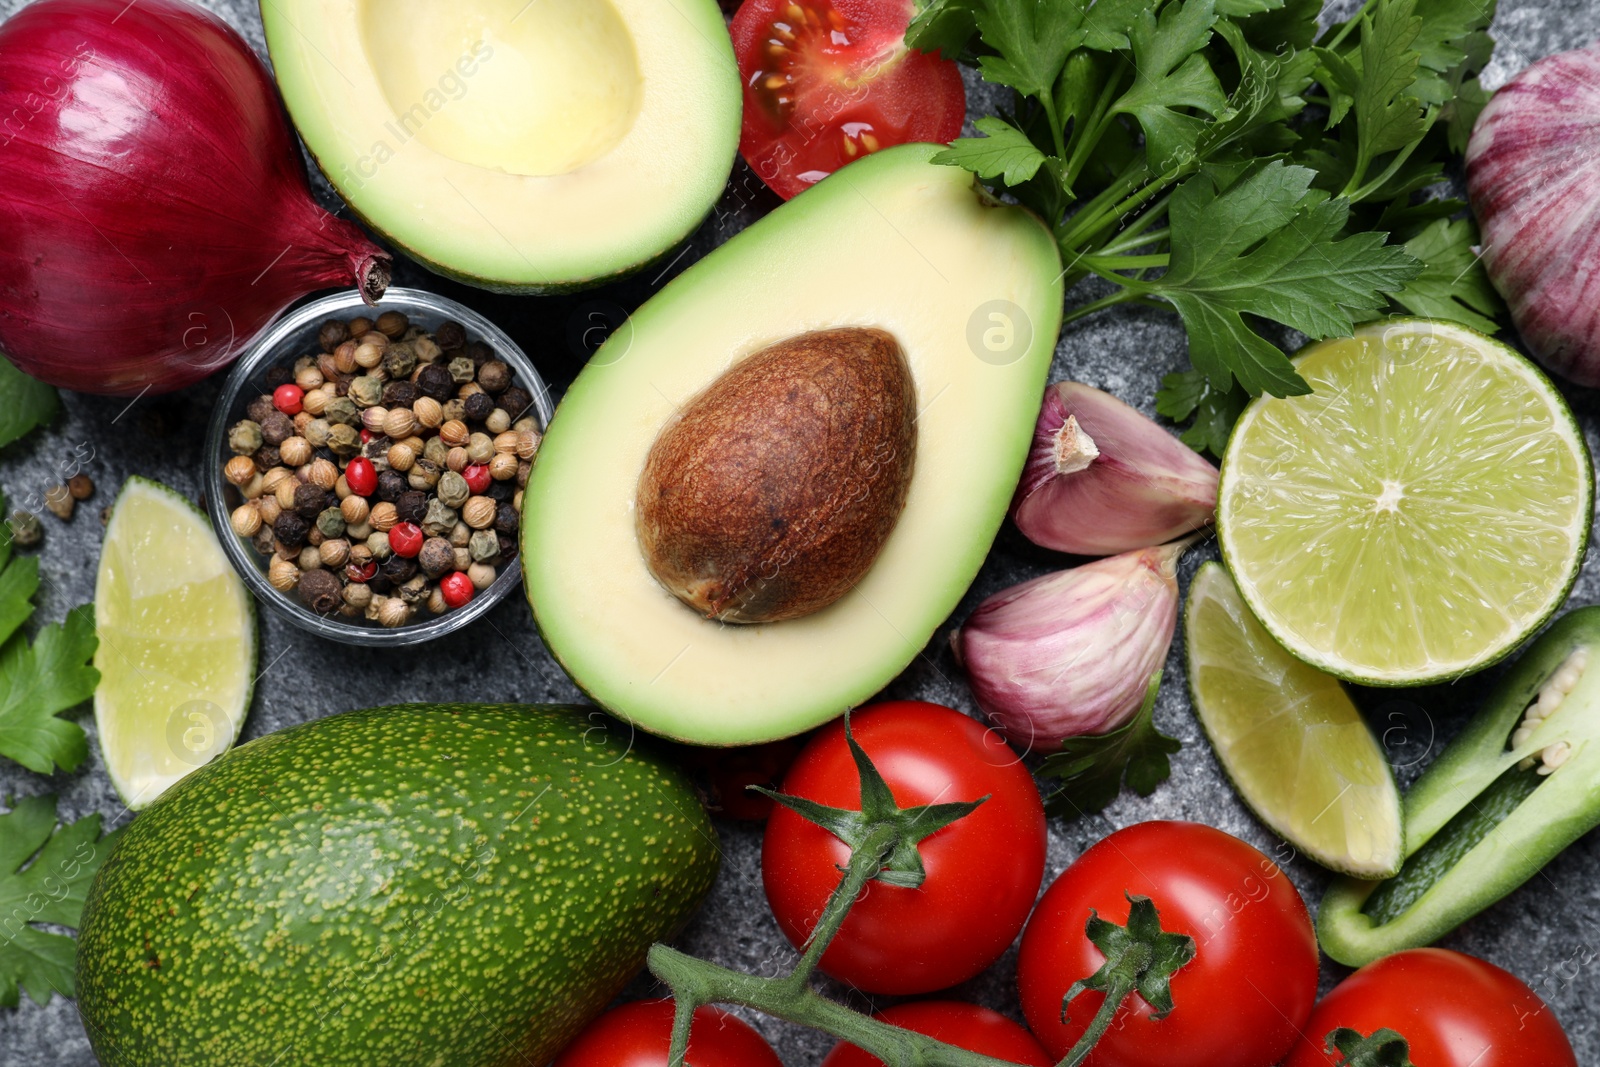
[1012, 382, 1218, 556]
[953, 537, 1198, 751]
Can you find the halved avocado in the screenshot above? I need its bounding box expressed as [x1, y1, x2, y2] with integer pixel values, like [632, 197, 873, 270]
[523, 144, 1063, 745]
[261, 0, 740, 292]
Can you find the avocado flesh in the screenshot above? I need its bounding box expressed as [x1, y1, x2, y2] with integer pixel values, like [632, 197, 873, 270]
[75, 704, 720, 1067]
[261, 0, 740, 292]
[523, 144, 1064, 746]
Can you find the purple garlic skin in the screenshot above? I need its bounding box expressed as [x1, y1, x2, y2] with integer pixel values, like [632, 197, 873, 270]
[953, 538, 1193, 752]
[1011, 382, 1218, 556]
[1467, 43, 1600, 385]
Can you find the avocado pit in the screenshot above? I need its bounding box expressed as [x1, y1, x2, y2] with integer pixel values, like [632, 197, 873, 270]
[636, 327, 917, 623]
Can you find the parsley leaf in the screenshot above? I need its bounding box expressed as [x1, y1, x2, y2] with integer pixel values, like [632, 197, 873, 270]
[1114, 0, 1229, 170]
[0, 793, 120, 1007]
[1389, 216, 1503, 333]
[933, 116, 1049, 184]
[0, 489, 98, 775]
[1155, 370, 1249, 457]
[1147, 161, 1419, 395]
[1349, 0, 1431, 170]
[1039, 672, 1182, 817]
[0, 359, 59, 452]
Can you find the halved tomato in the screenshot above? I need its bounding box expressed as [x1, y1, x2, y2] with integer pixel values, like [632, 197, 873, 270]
[730, 0, 966, 198]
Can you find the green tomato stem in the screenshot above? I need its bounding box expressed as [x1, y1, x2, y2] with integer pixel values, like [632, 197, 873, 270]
[1060, 973, 1137, 1067]
[781, 822, 897, 990]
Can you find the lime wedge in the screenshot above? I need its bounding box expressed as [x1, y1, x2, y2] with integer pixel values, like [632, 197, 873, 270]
[94, 477, 256, 808]
[1218, 319, 1591, 686]
[1187, 562, 1403, 877]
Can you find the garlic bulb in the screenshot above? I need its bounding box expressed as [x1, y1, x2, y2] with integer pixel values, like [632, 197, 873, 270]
[953, 537, 1197, 750]
[1466, 43, 1600, 385]
[1012, 382, 1218, 555]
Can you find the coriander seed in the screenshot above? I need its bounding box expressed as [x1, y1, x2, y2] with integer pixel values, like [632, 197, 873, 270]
[230, 504, 262, 538]
[44, 485, 74, 521]
[343, 582, 372, 610]
[268, 556, 300, 591]
[439, 419, 470, 447]
[297, 545, 323, 571]
[375, 310, 408, 338]
[241, 473, 265, 500]
[334, 340, 359, 374]
[463, 496, 496, 530]
[489, 452, 518, 481]
[354, 341, 384, 369]
[383, 408, 415, 439]
[225, 455, 258, 487]
[466, 433, 495, 465]
[341, 495, 369, 525]
[427, 585, 449, 615]
[369, 501, 398, 532]
[309, 457, 339, 491]
[485, 408, 511, 434]
[360, 406, 389, 434]
[387, 442, 416, 472]
[257, 495, 282, 524]
[413, 395, 444, 428]
[279, 436, 312, 467]
[377, 596, 410, 628]
[319, 538, 351, 568]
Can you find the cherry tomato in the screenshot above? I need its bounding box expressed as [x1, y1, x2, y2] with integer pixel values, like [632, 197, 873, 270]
[1017, 821, 1317, 1067]
[345, 457, 377, 497]
[1284, 948, 1577, 1067]
[730, 0, 965, 199]
[763, 701, 1046, 995]
[821, 1001, 1051, 1067]
[272, 383, 303, 415]
[550, 999, 782, 1067]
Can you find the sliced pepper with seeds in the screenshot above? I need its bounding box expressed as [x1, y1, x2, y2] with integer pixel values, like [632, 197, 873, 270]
[1319, 607, 1600, 967]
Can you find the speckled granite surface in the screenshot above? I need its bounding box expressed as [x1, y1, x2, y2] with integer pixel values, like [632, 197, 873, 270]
[2, 0, 1598, 1063]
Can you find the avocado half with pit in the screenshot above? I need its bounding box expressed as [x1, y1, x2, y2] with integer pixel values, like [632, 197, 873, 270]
[261, 0, 740, 292]
[523, 144, 1063, 745]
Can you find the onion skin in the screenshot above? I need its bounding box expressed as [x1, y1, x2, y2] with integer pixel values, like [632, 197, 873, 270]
[1012, 382, 1217, 556]
[1466, 43, 1600, 385]
[0, 0, 389, 396]
[953, 538, 1194, 752]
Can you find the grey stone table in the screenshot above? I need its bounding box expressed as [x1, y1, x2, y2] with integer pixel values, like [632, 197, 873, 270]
[2, 0, 1598, 1063]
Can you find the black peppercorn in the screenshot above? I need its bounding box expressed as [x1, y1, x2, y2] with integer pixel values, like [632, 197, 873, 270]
[499, 387, 533, 420]
[494, 502, 518, 535]
[376, 469, 408, 502]
[418, 537, 455, 578]
[395, 490, 428, 525]
[417, 363, 454, 401]
[369, 574, 393, 594]
[265, 365, 293, 389]
[274, 512, 309, 548]
[318, 320, 350, 351]
[435, 320, 466, 350]
[246, 394, 276, 424]
[379, 554, 417, 583]
[477, 360, 512, 394]
[293, 483, 329, 520]
[259, 411, 294, 446]
[382, 381, 420, 408]
[298, 568, 342, 614]
[464, 340, 493, 366]
[314, 446, 337, 464]
[497, 532, 517, 557]
[485, 481, 512, 505]
[462, 392, 494, 422]
[253, 445, 281, 472]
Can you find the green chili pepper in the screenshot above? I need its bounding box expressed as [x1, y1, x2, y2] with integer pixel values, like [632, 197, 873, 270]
[1319, 606, 1600, 967]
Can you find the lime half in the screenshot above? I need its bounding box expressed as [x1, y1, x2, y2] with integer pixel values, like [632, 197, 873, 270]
[1218, 319, 1591, 686]
[94, 477, 256, 808]
[1187, 562, 1403, 877]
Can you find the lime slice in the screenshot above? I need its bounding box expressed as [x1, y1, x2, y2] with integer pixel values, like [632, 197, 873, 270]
[1218, 319, 1591, 686]
[1187, 562, 1403, 877]
[94, 477, 256, 808]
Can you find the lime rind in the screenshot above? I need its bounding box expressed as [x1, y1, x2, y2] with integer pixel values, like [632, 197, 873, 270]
[94, 476, 258, 810]
[1218, 319, 1592, 687]
[1187, 562, 1404, 878]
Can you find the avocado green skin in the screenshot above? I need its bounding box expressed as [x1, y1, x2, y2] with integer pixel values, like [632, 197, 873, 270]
[75, 704, 720, 1066]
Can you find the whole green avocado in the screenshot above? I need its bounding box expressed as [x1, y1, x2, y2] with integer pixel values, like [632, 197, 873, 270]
[75, 704, 720, 1066]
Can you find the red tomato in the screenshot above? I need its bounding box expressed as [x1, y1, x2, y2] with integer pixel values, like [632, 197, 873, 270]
[1284, 948, 1577, 1067]
[1017, 821, 1317, 1067]
[730, 0, 965, 199]
[821, 1001, 1051, 1067]
[762, 701, 1046, 995]
[550, 999, 782, 1067]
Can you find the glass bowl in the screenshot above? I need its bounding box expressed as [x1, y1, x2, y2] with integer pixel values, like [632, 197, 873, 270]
[204, 288, 554, 647]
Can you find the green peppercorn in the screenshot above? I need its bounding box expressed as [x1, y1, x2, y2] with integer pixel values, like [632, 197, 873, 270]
[407, 459, 442, 491]
[324, 396, 360, 426]
[316, 507, 347, 539]
[228, 420, 264, 455]
[303, 418, 331, 448]
[436, 470, 471, 509]
[384, 341, 417, 379]
[422, 498, 459, 538]
[398, 573, 429, 604]
[326, 424, 361, 457]
[8, 510, 42, 548]
[422, 436, 450, 467]
[366, 530, 393, 560]
[469, 528, 500, 563]
[349, 376, 384, 408]
[448, 356, 476, 384]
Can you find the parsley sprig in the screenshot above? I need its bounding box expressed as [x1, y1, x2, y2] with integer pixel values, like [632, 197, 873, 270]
[910, 0, 1501, 455]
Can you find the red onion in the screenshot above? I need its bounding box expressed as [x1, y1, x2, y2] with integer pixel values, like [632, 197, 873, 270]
[1466, 43, 1600, 385]
[0, 0, 389, 396]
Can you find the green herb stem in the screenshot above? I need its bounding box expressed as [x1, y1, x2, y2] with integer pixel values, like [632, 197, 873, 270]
[1060, 287, 1144, 326]
[1344, 112, 1439, 202]
[1079, 252, 1170, 271]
